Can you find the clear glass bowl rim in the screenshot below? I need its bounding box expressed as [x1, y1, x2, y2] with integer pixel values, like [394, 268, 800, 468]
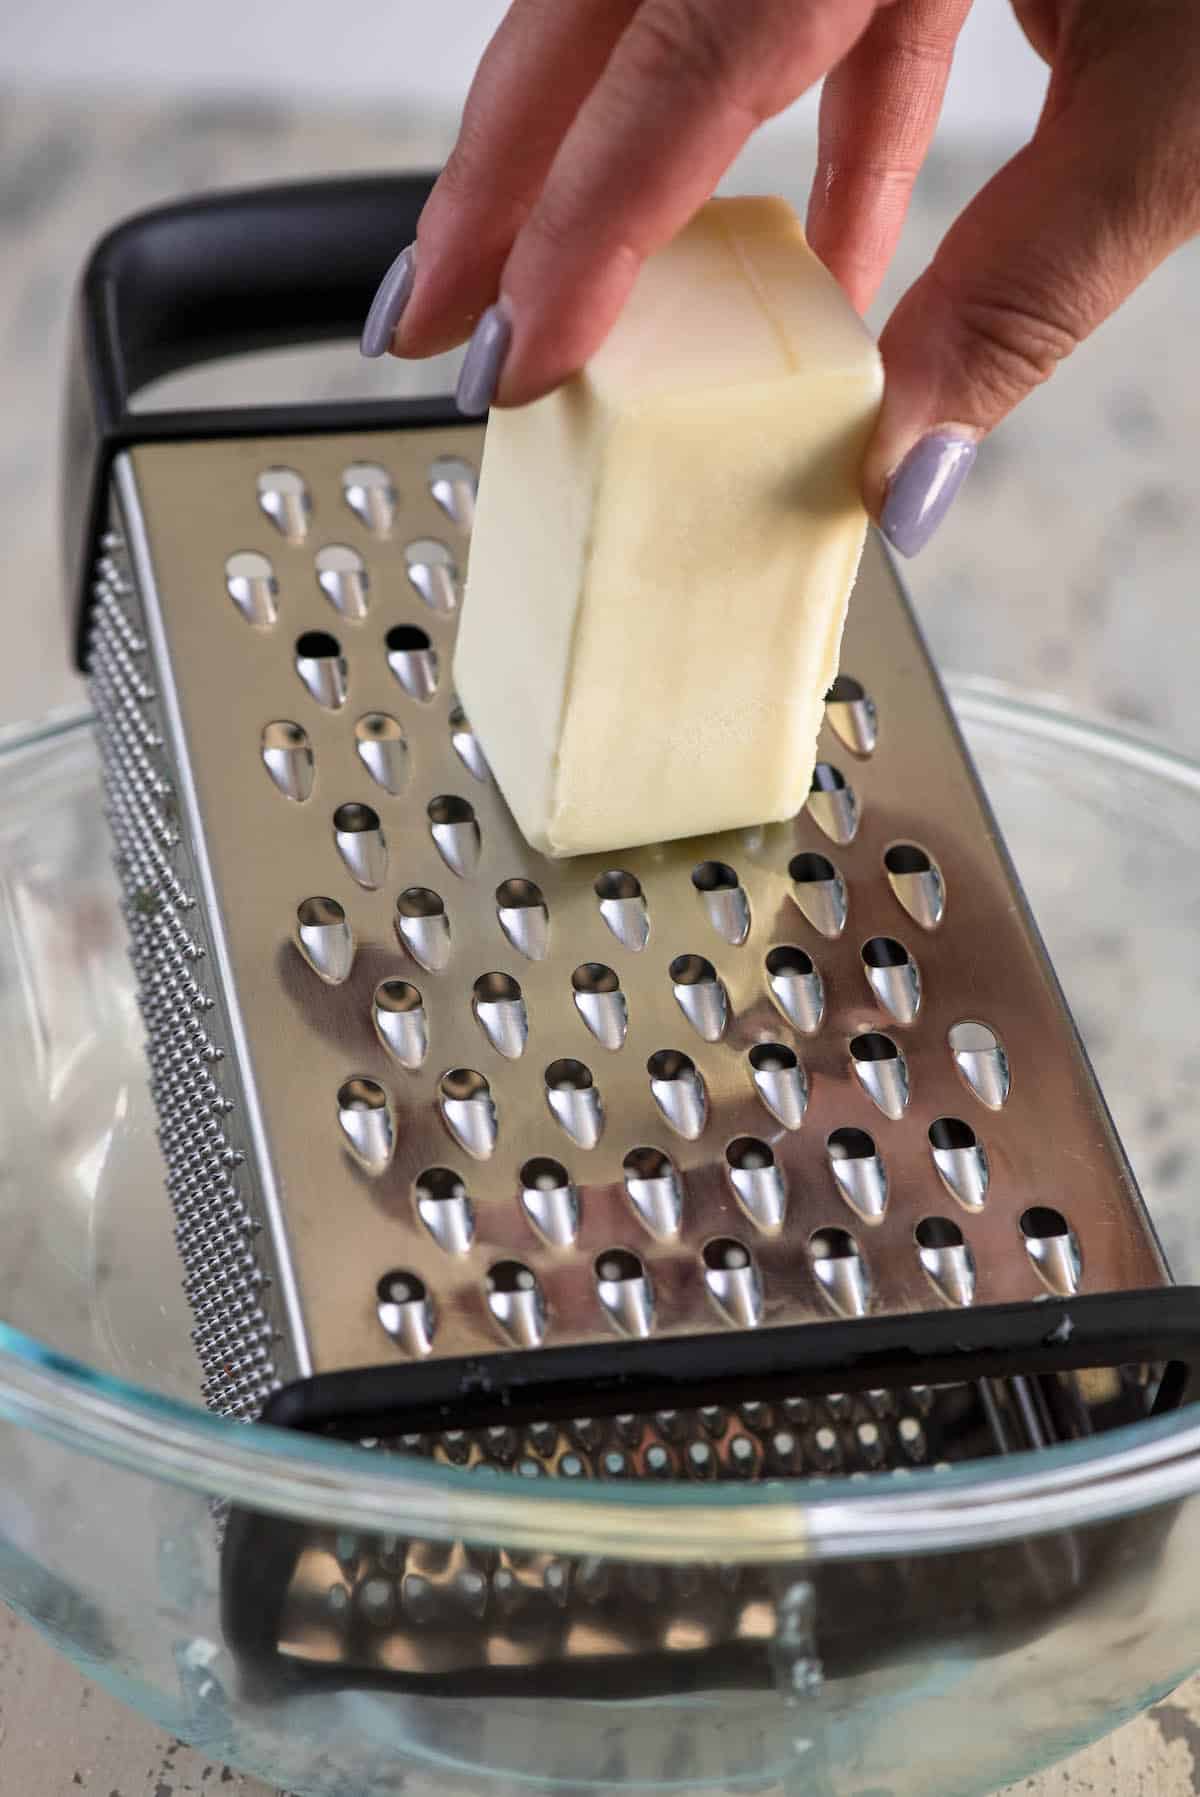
[3, 689, 1200, 1566]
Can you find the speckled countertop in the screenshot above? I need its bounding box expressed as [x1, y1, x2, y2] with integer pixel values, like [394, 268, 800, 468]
[1, 84, 1200, 1797]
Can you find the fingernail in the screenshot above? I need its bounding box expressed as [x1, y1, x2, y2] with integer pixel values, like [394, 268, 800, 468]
[360, 244, 416, 358]
[879, 431, 977, 558]
[456, 299, 512, 417]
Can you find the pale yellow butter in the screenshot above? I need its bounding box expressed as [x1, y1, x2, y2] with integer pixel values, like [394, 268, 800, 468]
[453, 196, 884, 858]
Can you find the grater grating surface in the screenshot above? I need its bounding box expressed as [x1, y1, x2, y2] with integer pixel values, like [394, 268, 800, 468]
[90, 422, 1169, 1421]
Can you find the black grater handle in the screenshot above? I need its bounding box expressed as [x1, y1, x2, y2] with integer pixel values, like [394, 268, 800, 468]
[63, 172, 442, 668]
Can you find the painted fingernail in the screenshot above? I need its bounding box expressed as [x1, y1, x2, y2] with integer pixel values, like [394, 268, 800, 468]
[879, 431, 977, 558]
[456, 299, 512, 417]
[360, 244, 416, 358]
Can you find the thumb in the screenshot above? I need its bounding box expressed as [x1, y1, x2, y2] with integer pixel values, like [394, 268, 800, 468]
[868, 33, 1200, 556]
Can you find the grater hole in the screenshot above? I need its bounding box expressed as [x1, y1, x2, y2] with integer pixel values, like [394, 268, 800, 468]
[297, 896, 343, 928]
[647, 1051, 708, 1139]
[808, 1227, 870, 1317]
[427, 795, 481, 878]
[1020, 1206, 1082, 1297]
[437, 1070, 496, 1159]
[692, 861, 737, 893]
[670, 953, 715, 986]
[338, 1075, 387, 1111]
[297, 629, 340, 657]
[789, 852, 847, 938]
[519, 1157, 580, 1246]
[522, 1155, 569, 1190]
[702, 1236, 763, 1328]
[376, 1270, 435, 1356]
[333, 802, 387, 890]
[748, 1042, 808, 1131]
[825, 674, 879, 757]
[385, 624, 439, 702]
[398, 886, 445, 918]
[296, 630, 348, 711]
[374, 978, 428, 1068]
[861, 936, 921, 1024]
[949, 1019, 1011, 1108]
[765, 943, 824, 1032]
[915, 1216, 963, 1249]
[850, 1031, 909, 1121]
[725, 1137, 786, 1233]
[691, 861, 750, 944]
[863, 936, 907, 968]
[622, 1147, 683, 1240]
[429, 454, 478, 528]
[337, 1077, 394, 1173]
[885, 842, 945, 929]
[647, 1049, 695, 1083]
[546, 1059, 603, 1149]
[807, 763, 859, 845]
[405, 538, 460, 613]
[377, 978, 421, 1013]
[703, 1238, 751, 1272]
[496, 878, 550, 961]
[749, 1042, 798, 1072]
[929, 1117, 989, 1212]
[225, 550, 278, 627]
[930, 1117, 976, 1151]
[546, 1058, 594, 1091]
[488, 1259, 539, 1294]
[594, 1249, 654, 1338]
[315, 543, 369, 620]
[355, 712, 408, 795]
[475, 971, 521, 1004]
[342, 460, 398, 534]
[415, 1166, 476, 1253]
[261, 720, 314, 802]
[766, 945, 813, 977]
[572, 962, 619, 994]
[473, 972, 527, 1057]
[594, 870, 650, 951]
[827, 1127, 887, 1222]
[851, 1032, 898, 1061]
[448, 702, 491, 782]
[669, 954, 727, 1044]
[440, 1068, 490, 1102]
[333, 801, 379, 832]
[257, 466, 311, 541]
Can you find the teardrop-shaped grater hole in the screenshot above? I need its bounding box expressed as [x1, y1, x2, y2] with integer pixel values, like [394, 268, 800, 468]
[669, 955, 727, 1043]
[572, 962, 628, 1050]
[929, 1117, 990, 1211]
[427, 795, 481, 878]
[885, 843, 945, 930]
[261, 721, 314, 803]
[448, 702, 490, 782]
[376, 1270, 436, 1357]
[337, 1077, 394, 1174]
[748, 1041, 809, 1131]
[438, 1069, 498, 1160]
[225, 550, 278, 627]
[915, 1217, 977, 1308]
[415, 1166, 476, 1254]
[472, 971, 528, 1060]
[765, 944, 824, 1034]
[690, 861, 750, 946]
[595, 1248, 655, 1339]
[827, 1127, 888, 1222]
[487, 1260, 548, 1347]
[519, 1157, 579, 1248]
[333, 801, 386, 889]
[257, 466, 311, 542]
[702, 1238, 763, 1329]
[405, 538, 460, 613]
[373, 978, 428, 1069]
[296, 630, 348, 710]
[296, 896, 354, 984]
[315, 543, 369, 620]
[395, 886, 451, 972]
[850, 1032, 910, 1119]
[594, 870, 650, 952]
[386, 624, 439, 702]
[622, 1146, 683, 1241]
[809, 1227, 870, 1317]
[647, 1049, 708, 1140]
[861, 936, 921, 1025]
[825, 674, 878, 757]
[355, 713, 408, 795]
[343, 461, 397, 536]
[807, 763, 859, 845]
[496, 878, 549, 961]
[1020, 1206, 1081, 1296]
[725, 1137, 787, 1234]
[949, 1020, 1011, 1109]
[545, 1058, 604, 1150]
[789, 852, 847, 939]
[429, 454, 478, 530]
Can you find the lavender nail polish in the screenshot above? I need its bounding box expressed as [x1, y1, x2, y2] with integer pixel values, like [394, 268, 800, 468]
[360, 244, 416, 358]
[456, 300, 512, 417]
[880, 431, 977, 558]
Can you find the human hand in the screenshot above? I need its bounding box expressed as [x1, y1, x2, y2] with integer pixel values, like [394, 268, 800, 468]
[361, 0, 1200, 554]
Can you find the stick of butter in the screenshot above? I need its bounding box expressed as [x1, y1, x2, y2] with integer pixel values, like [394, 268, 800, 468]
[453, 196, 884, 859]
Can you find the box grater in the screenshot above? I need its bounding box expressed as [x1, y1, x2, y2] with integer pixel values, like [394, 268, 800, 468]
[65, 176, 1200, 1698]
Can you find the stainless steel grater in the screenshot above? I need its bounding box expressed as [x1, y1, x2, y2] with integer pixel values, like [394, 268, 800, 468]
[66, 177, 1200, 1699]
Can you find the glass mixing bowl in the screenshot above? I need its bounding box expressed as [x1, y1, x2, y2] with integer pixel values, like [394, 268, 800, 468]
[3, 685, 1200, 1797]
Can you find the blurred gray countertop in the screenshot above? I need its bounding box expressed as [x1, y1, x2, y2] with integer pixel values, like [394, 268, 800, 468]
[2, 83, 1200, 1797]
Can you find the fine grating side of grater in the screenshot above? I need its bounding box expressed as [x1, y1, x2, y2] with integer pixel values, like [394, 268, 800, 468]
[66, 178, 1200, 1699]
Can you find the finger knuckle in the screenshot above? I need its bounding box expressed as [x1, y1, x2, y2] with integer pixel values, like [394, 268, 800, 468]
[933, 264, 1084, 406]
[624, 0, 766, 121]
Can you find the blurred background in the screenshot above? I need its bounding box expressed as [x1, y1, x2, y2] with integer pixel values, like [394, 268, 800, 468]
[4, 0, 1197, 749]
